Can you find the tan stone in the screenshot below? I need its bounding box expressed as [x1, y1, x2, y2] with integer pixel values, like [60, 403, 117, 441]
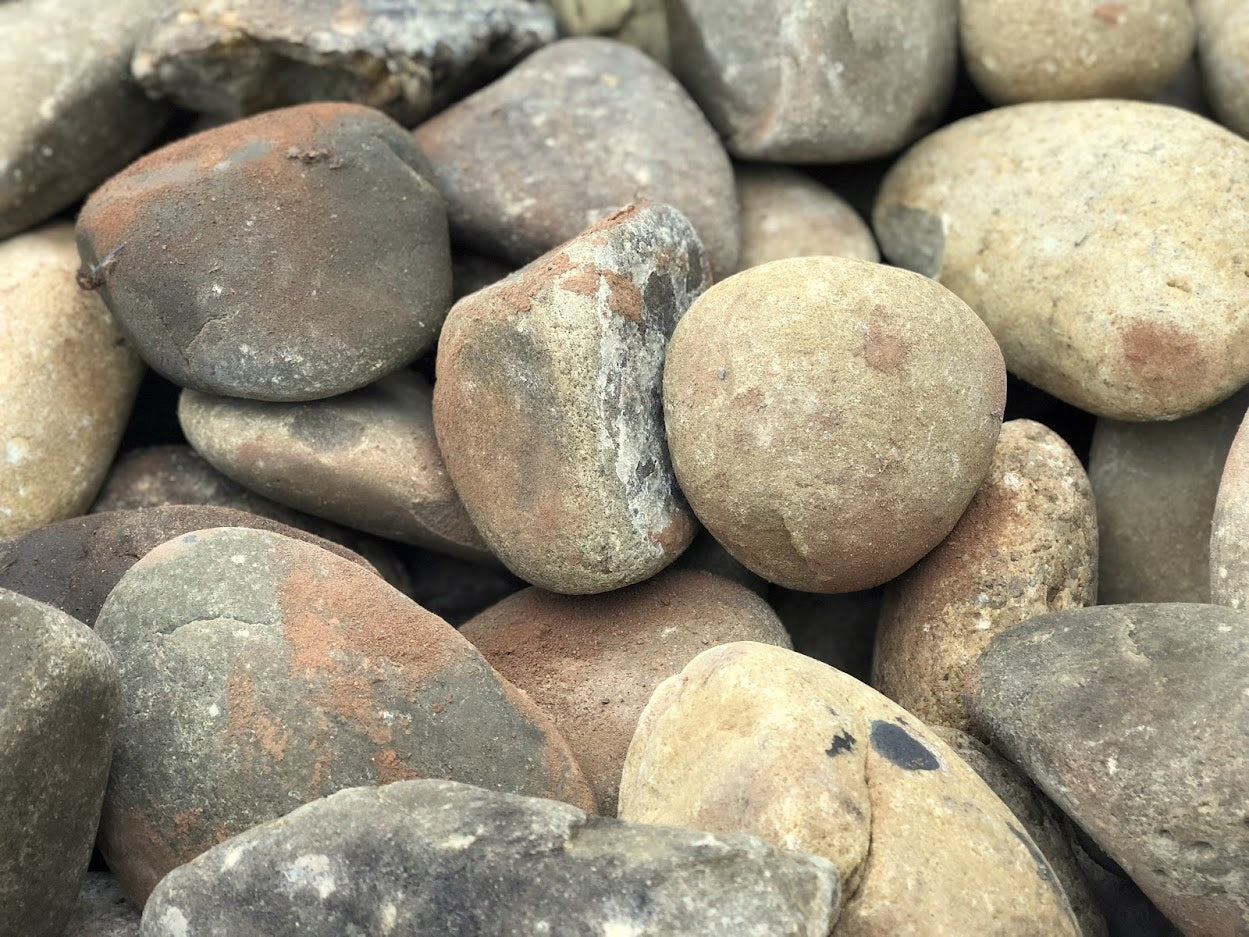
[1194, 0, 1249, 137]
[1211, 403, 1249, 608]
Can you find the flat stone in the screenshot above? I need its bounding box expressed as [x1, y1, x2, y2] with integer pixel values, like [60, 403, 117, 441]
[132, 0, 556, 125]
[966, 603, 1249, 935]
[75, 102, 451, 401]
[874, 419, 1097, 735]
[551, 0, 669, 65]
[1212, 406, 1249, 609]
[0, 225, 144, 538]
[0, 590, 121, 937]
[95, 526, 594, 905]
[1194, 0, 1249, 136]
[140, 779, 840, 937]
[434, 204, 707, 594]
[63, 872, 142, 937]
[619, 642, 1080, 935]
[413, 37, 739, 278]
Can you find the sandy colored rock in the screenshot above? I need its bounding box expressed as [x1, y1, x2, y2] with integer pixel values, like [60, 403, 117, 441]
[551, 0, 669, 64]
[0, 225, 144, 538]
[434, 204, 706, 594]
[663, 256, 1005, 593]
[75, 102, 450, 401]
[1210, 405, 1249, 608]
[620, 642, 1079, 936]
[413, 37, 738, 278]
[1194, 0, 1249, 137]
[179, 372, 490, 560]
[874, 99, 1249, 420]
[460, 569, 791, 815]
[1093, 387, 1249, 604]
[874, 419, 1098, 735]
[960, 0, 1194, 104]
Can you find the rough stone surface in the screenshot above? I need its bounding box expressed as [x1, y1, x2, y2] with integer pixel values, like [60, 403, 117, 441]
[0, 590, 121, 937]
[95, 527, 594, 906]
[551, 0, 669, 64]
[620, 642, 1080, 936]
[1211, 406, 1249, 609]
[1093, 387, 1249, 604]
[665, 0, 958, 163]
[75, 102, 451, 401]
[663, 256, 1005, 593]
[0, 0, 171, 240]
[132, 0, 556, 125]
[960, 0, 1195, 104]
[0, 225, 144, 538]
[772, 588, 881, 683]
[874, 100, 1249, 420]
[434, 204, 707, 594]
[179, 372, 490, 560]
[461, 570, 791, 815]
[64, 872, 142, 937]
[140, 779, 840, 937]
[966, 604, 1249, 936]
[1194, 0, 1249, 137]
[734, 164, 878, 273]
[413, 37, 739, 278]
[874, 419, 1098, 735]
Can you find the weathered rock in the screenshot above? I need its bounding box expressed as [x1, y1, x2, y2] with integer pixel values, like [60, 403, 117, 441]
[734, 164, 878, 273]
[140, 779, 840, 937]
[960, 0, 1195, 104]
[663, 256, 1005, 592]
[665, 0, 958, 163]
[874, 100, 1249, 420]
[966, 604, 1249, 936]
[413, 37, 739, 277]
[874, 419, 1098, 735]
[1092, 388, 1248, 604]
[179, 372, 490, 560]
[771, 588, 882, 683]
[551, 0, 669, 65]
[620, 642, 1080, 935]
[75, 102, 451, 401]
[64, 873, 142, 937]
[132, 0, 556, 125]
[461, 570, 791, 815]
[1194, 0, 1249, 137]
[0, 590, 121, 937]
[434, 204, 707, 594]
[0, 0, 170, 240]
[1212, 406, 1249, 609]
[0, 225, 144, 538]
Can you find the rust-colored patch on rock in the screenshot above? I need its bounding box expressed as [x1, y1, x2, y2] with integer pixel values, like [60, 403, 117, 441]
[100, 801, 214, 906]
[373, 747, 422, 785]
[863, 306, 912, 373]
[1119, 320, 1205, 386]
[1093, 3, 1127, 24]
[559, 268, 644, 323]
[224, 667, 290, 763]
[649, 513, 696, 554]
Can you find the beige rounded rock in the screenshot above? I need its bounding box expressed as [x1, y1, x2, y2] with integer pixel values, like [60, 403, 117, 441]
[874, 419, 1098, 735]
[0, 225, 144, 538]
[1211, 405, 1249, 609]
[619, 642, 1080, 935]
[874, 100, 1249, 420]
[1194, 0, 1249, 137]
[960, 0, 1195, 104]
[662, 256, 1006, 593]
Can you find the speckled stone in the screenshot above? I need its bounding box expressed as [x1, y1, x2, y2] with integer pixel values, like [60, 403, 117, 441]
[1194, 0, 1249, 137]
[63, 873, 141, 937]
[1212, 406, 1249, 609]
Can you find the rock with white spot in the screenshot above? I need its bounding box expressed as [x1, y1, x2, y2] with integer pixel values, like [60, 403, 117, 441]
[433, 203, 708, 594]
[1212, 404, 1249, 609]
[1194, 0, 1249, 137]
[63, 872, 142, 937]
[139, 779, 840, 937]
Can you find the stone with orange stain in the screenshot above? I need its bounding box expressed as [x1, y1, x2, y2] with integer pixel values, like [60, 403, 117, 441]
[93, 526, 593, 907]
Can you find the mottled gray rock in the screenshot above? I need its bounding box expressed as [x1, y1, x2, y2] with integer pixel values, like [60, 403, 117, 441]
[75, 102, 451, 401]
[64, 873, 142, 937]
[967, 604, 1249, 936]
[132, 0, 556, 125]
[140, 779, 840, 937]
[1194, 0, 1249, 137]
[434, 204, 707, 594]
[0, 590, 121, 937]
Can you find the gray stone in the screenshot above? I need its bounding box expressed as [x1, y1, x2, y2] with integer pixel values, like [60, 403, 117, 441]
[1211, 406, 1249, 609]
[0, 590, 121, 937]
[139, 779, 840, 937]
[63, 872, 142, 937]
[1194, 0, 1249, 137]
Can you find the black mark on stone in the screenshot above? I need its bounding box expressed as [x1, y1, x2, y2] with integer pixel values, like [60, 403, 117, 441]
[289, 409, 366, 449]
[869, 720, 938, 771]
[826, 730, 856, 757]
[1008, 822, 1067, 906]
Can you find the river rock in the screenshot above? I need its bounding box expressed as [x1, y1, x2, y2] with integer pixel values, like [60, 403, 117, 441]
[0, 590, 121, 937]
[874, 419, 1098, 735]
[179, 372, 490, 560]
[75, 102, 451, 401]
[64, 873, 142, 937]
[960, 0, 1195, 104]
[1092, 387, 1249, 604]
[966, 603, 1249, 936]
[771, 588, 882, 683]
[0, 225, 144, 538]
[665, 0, 958, 163]
[662, 256, 1005, 593]
[1194, 0, 1249, 137]
[95, 526, 594, 905]
[0, 0, 170, 240]
[140, 779, 840, 937]
[132, 0, 556, 125]
[874, 99, 1249, 420]
[434, 203, 707, 594]
[551, 0, 669, 64]
[460, 570, 791, 815]
[619, 642, 1080, 935]
[413, 37, 738, 277]
[1212, 407, 1249, 609]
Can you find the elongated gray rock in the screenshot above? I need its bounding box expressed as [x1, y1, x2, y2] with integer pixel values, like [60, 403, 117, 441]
[140, 779, 841, 937]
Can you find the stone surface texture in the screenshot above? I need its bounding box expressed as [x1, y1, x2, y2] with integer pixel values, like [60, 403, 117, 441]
[1212, 406, 1249, 609]
[1194, 0, 1249, 137]
[64, 873, 142, 937]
